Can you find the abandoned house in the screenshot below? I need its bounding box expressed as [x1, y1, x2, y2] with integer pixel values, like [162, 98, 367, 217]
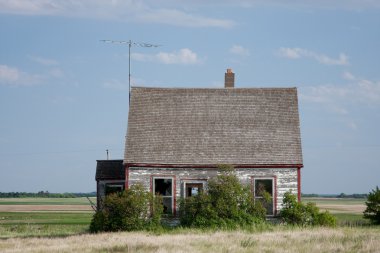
[96, 69, 303, 216]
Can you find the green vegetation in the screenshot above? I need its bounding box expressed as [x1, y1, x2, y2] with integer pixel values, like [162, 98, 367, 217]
[0, 212, 92, 225]
[333, 213, 370, 226]
[90, 184, 163, 233]
[0, 212, 92, 238]
[179, 165, 266, 228]
[0, 197, 94, 205]
[363, 186, 380, 224]
[280, 191, 336, 227]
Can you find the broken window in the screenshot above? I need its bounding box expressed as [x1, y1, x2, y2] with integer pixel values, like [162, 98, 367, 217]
[254, 178, 274, 215]
[185, 183, 203, 198]
[154, 178, 173, 214]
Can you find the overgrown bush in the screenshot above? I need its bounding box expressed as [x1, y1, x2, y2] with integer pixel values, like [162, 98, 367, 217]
[89, 184, 163, 233]
[363, 186, 380, 225]
[280, 191, 336, 227]
[179, 165, 266, 228]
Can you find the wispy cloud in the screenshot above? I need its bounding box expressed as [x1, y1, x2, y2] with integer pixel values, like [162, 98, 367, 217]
[278, 47, 349, 66]
[170, 0, 380, 10]
[0, 64, 42, 86]
[229, 45, 250, 57]
[132, 48, 201, 65]
[0, 0, 235, 28]
[28, 55, 59, 66]
[137, 8, 234, 28]
[342, 71, 355, 81]
[300, 72, 380, 118]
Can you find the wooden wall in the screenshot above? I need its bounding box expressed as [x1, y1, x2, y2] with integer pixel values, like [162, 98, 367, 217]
[128, 167, 298, 213]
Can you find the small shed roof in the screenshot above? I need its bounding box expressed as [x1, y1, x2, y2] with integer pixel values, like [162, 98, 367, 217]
[125, 87, 303, 166]
[95, 160, 124, 180]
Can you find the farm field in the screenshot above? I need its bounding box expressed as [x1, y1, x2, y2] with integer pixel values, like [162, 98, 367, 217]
[0, 198, 94, 212]
[0, 198, 94, 238]
[302, 197, 366, 214]
[0, 197, 377, 252]
[302, 197, 368, 226]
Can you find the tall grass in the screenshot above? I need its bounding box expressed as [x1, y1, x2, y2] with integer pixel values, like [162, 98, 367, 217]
[0, 227, 379, 253]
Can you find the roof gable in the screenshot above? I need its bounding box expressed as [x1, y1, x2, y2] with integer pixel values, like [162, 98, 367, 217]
[96, 160, 124, 180]
[125, 87, 303, 166]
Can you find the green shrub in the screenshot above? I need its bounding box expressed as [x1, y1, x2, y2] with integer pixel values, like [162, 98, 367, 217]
[363, 186, 380, 225]
[179, 165, 266, 228]
[280, 191, 336, 227]
[89, 184, 163, 233]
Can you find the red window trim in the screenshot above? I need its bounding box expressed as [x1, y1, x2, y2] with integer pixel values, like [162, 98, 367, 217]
[150, 175, 177, 215]
[251, 175, 277, 216]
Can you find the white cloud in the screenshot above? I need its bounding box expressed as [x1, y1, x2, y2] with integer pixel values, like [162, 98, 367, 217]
[137, 8, 235, 28]
[342, 71, 355, 81]
[132, 48, 201, 65]
[0, 64, 42, 86]
[0, 0, 235, 28]
[278, 48, 349, 66]
[166, 0, 380, 10]
[229, 45, 250, 57]
[299, 74, 380, 118]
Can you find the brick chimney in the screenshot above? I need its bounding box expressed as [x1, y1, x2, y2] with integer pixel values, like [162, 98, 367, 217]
[224, 68, 235, 88]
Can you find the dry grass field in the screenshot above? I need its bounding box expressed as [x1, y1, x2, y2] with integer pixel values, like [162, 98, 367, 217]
[302, 197, 366, 214]
[0, 197, 378, 252]
[0, 227, 379, 253]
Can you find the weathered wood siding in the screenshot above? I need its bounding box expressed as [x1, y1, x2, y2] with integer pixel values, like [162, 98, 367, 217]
[128, 167, 298, 213]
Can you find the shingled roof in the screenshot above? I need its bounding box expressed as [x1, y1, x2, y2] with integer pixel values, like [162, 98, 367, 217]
[95, 160, 124, 180]
[124, 87, 303, 166]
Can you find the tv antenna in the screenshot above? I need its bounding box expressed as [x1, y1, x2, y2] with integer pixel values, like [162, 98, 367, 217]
[101, 40, 161, 104]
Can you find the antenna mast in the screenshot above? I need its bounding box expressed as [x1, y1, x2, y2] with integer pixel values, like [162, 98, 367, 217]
[101, 40, 161, 104]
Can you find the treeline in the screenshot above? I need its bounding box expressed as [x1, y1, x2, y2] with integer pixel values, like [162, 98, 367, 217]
[302, 193, 367, 199]
[0, 191, 96, 198]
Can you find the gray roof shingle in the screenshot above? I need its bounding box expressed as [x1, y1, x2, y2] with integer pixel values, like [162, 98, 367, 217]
[124, 87, 303, 166]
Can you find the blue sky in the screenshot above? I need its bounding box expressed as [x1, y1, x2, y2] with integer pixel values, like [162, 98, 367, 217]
[0, 0, 379, 194]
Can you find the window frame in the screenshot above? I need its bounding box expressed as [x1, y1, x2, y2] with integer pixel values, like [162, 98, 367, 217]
[181, 179, 207, 198]
[152, 176, 175, 215]
[252, 176, 277, 216]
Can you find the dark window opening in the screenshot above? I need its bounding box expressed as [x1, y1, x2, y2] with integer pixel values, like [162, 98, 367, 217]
[185, 183, 203, 198]
[254, 179, 274, 215]
[154, 178, 173, 214]
[105, 184, 124, 196]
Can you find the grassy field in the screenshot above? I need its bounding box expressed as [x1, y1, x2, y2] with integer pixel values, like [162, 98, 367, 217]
[0, 198, 94, 238]
[0, 198, 95, 212]
[0, 197, 377, 252]
[302, 197, 369, 226]
[0, 227, 379, 253]
[0, 198, 95, 205]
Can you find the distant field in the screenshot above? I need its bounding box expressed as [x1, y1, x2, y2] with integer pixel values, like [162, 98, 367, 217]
[0, 197, 95, 205]
[302, 197, 366, 214]
[0, 198, 94, 238]
[0, 198, 95, 212]
[0, 197, 372, 239]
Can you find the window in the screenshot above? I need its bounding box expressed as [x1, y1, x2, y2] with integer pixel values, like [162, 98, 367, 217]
[153, 178, 173, 214]
[253, 178, 274, 215]
[185, 183, 203, 198]
[105, 184, 124, 196]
